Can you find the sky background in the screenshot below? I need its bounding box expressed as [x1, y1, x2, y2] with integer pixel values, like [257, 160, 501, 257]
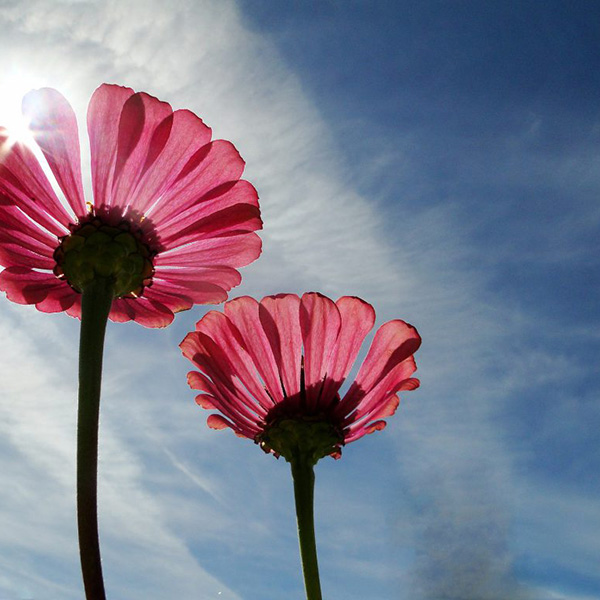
[0, 1, 599, 599]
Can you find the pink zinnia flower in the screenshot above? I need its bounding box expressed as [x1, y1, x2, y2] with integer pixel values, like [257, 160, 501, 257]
[181, 292, 421, 460]
[0, 84, 262, 327]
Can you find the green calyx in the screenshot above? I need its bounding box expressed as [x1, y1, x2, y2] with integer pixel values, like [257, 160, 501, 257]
[259, 418, 344, 466]
[54, 219, 154, 298]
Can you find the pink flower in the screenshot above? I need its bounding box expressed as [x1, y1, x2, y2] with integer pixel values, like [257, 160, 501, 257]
[180, 292, 421, 460]
[0, 84, 262, 327]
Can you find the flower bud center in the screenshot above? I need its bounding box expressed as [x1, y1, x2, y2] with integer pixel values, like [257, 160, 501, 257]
[258, 418, 343, 465]
[53, 218, 155, 297]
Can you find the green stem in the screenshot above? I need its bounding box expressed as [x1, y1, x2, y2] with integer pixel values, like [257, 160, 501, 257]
[77, 277, 113, 600]
[290, 456, 323, 600]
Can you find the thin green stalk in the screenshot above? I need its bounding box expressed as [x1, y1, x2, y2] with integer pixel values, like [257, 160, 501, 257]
[290, 456, 323, 600]
[77, 277, 113, 600]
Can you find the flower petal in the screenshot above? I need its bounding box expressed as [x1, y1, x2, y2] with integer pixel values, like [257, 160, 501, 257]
[147, 140, 246, 227]
[224, 296, 284, 404]
[320, 296, 376, 404]
[22, 88, 86, 218]
[87, 84, 135, 209]
[259, 294, 302, 399]
[300, 293, 341, 412]
[155, 232, 262, 269]
[110, 91, 173, 211]
[195, 310, 274, 412]
[127, 108, 212, 215]
[0, 266, 65, 305]
[0, 131, 72, 235]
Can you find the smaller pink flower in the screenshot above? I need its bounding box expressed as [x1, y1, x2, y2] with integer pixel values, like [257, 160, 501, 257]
[180, 292, 421, 461]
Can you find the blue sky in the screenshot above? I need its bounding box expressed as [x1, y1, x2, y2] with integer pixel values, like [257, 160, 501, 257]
[0, 1, 598, 599]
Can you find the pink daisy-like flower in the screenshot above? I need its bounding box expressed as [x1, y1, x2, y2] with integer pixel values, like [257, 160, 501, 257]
[181, 292, 421, 461]
[0, 84, 262, 327]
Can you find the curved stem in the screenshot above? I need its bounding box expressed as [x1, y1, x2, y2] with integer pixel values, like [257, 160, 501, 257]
[290, 457, 322, 600]
[77, 277, 113, 600]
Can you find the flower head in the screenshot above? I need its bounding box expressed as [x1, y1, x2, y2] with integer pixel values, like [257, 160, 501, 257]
[0, 84, 262, 327]
[180, 292, 421, 463]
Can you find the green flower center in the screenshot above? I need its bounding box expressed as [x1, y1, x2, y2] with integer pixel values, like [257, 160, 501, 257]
[53, 218, 155, 297]
[258, 418, 344, 465]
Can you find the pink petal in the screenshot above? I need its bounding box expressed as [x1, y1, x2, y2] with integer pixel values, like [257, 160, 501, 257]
[22, 88, 86, 218]
[152, 280, 227, 307]
[158, 180, 260, 245]
[343, 356, 419, 425]
[155, 232, 262, 269]
[224, 296, 284, 404]
[87, 84, 135, 209]
[207, 414, 233, 430]
[110, 91, 173, 211]
[127, 109, 212, 215]
[142, 286, 193, 314]
[206, 413, 255, 439]
[158, 203, 262, 248]
[0, 202, 60, 248]
[109, 296, 174, 328]
[147, 140, 246, 227]
[0, 131, 72, 235]
[320, 296, 376, 404]
[259, 294, 302, 399]
[35, 283, 78, 313]
[338, 319, 421, 414]
[299, 293, 341, 411]
[180, 329, 265, 431]
[0, 240, 55, 269]
[0, 267, 64, 305]
[195, 309, 274, 412]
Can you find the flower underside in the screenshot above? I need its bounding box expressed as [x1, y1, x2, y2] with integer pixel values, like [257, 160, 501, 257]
[258, 415, 344, 466]
[53, 215, 155, 298]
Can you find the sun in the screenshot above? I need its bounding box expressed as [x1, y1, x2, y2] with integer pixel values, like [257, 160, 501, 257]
[0, 70, 45, 153]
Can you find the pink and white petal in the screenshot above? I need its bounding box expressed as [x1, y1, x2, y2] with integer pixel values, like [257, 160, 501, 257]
[0, 267, 61, 305]
[87, 84, 135, 209]
[127, 109, 212, 215]
[300, 293, 341, 411]
[0, 132, 73, 234]
[148, 140, 246, 227]
[35, 283, 78, 313]
[195, 310, 274, 411]
[224, 296, 284, 404]
[320, 296, 376, 403]
[259, 294, 303, 399]
[110, 92, 173, 210]
[158, 179, 260, 242]
[22, 88, 86, 218]
[155, 232, 262, 269]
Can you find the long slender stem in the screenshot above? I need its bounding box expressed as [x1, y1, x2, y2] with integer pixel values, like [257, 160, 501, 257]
[290, 457, 323, 600]
[77, 277, 113, 600]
